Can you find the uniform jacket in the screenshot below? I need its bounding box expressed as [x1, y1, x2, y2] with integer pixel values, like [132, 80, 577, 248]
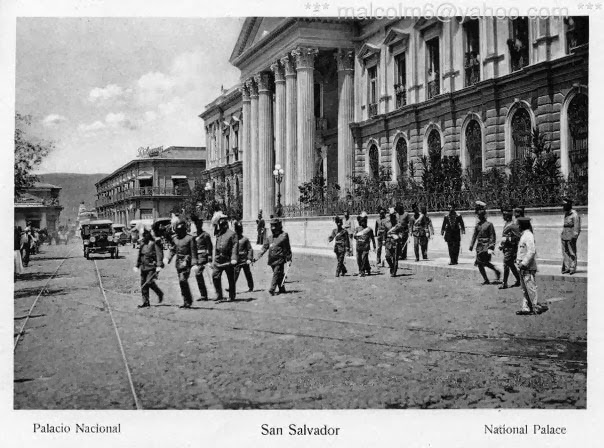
[374, 217, 390, 240]
[501, 221, 521, 250]
[168, 234, 197, 271]
[260, 231, 292, 266]
[471, 220, 496, 254]
[384, 220, 405, 249]
[517, 230, 538, 271]
[342, 217, 356, 236]
[561, 209, 581, 241]
[354, 226, 375, 251]
[397, 212, 411, 235]
[413, 214, 434, 237]
[256, 218, 265, 232]
[214, 228, 238, 264]
[137, 239, 164, 271]
[328, 228, 350, 253]
[237, 236, 253, 263]
[195, 231, 213, 264]
[441, 213, 465, 242]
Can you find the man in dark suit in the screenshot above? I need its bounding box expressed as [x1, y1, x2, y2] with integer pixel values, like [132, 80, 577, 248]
[167, 221, 197, 308]
[441, 202, 465, 265]
[134, 228, 164, 308]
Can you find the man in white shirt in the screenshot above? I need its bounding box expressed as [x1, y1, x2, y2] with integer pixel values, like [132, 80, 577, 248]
[515, 217, 547, 315]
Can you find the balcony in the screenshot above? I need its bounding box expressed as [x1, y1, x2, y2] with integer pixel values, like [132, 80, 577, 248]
[427, 79, 440, 99]
[394, 83, 407, 109]
[95, 187, 189, 207]
[464, 52, 480, 87]
[368, 103, 378, 118]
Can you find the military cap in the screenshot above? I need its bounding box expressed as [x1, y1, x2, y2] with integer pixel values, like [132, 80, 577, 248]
[142, 228, 152, 237]
[334, 216, 342, 225]
[388, 207, 396, 215]
[270, 218, 281, 226]
[516, 217, 532, 224]
[475, 201, 486, 208]
[501, 205, 513, 213]
[562, 197, 573, 205]
[216, 212, 229, 220]
[175, 221, 187, 231]
[359, 211, 368, 218]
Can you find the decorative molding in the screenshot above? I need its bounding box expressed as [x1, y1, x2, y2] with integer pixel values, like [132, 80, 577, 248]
[239, 84, 250, 101]
[245, 78, 258, 97]
[292, 47, 319, 70]
[281, 53, 296, 77]
[383, 28, 410, 50]
[442, 70, 460, 80]
[254, 72, 272, 92]
[379, 95, 391, 103]
[357, 42, 381, 61]
[482, 53, 505, 65]
[335, 49, 355, 72]
[270, 60, 285, 83]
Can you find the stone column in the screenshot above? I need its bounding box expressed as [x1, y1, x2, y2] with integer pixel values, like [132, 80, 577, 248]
[256, 72, 275, 217]
[247, 78, 260, 218]
[293, 47, 318, 186]
[240, 84, 252, 220]
[336, 49, 355, 193]
[271, 60, 286, 167]
[281, 53, 298, 205]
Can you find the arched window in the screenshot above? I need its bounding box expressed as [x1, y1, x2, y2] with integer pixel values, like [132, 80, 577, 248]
[465, 119, 482, 182]
[511, 108, 532, 161]
[427, 129, 441, 158]
[395, 138, 408, 180]
[567, 93, 588, 182]
[368, 144, 380, 179]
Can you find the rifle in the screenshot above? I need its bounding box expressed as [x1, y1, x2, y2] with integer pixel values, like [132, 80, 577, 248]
[280, 261, 292, 287]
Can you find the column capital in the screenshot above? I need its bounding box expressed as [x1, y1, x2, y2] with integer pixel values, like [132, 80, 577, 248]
[239, 83, 251, 102]
[292, 47, 319, 70]
[270, 61, 285, 83]
[336, 49, 355, 72]
[254, 72, 272, 93]
[280, 54, 296, 77]
[245, 78, 258, 97]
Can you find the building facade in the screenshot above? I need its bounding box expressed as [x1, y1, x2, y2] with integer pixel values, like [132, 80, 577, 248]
[199, 86, 244, 216]
[14, 182, 63, 231]
[95, 146, 206, 224]
[227, 17, 588, 221]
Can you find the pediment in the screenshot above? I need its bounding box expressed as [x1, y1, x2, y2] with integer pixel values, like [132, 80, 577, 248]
[357, 42, 381, 60]
[229, 17, 289, 63]
[383, 27, 410, 48]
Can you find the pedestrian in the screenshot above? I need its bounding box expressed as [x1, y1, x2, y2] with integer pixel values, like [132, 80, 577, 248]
[211, 205, 223, 236]
[14, 226, 23, 275]
[374, 208, 389, 265]
[133, 228, 164, 308]
[498, 205, 521, 289]
[561, 197, 581, 275]
[396, 204, 411, 260]
[256, 210, 265, 245]
[192, 216, 213, 301]
[515, 217, 547, 315]
[20, 228, 31, 267]
[212, 213, 239, 302]
[328, 216, 350, 277]
[342, 210, 356, 257]
[412, 205, 433, 261]
[385, 207, 404, 277]
[441, 202, 465, 265]
[234, 221, 254, 292]
[166, 221, 198, 308]
[469, 201, 501, 285]
[354, 212, 375, 277]
[255, 218, 292, 295]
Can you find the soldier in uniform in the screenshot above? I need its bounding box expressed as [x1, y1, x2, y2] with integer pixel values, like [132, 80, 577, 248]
[561, 197, 581, 275]
[374, 208, 389, 265]
[133, 228, 164, 308]
[412, 205, 433, 261]
[256, 218, 292, 295]
[498, 206, 521, 289]
[354, 212, 375, 276]
[385, 207, 405, 277]
[342, 210, 356, 257]
[256, 210, 265, 245]
[234, 221, 254, 292]
[191, 216, 213, 301]
[515, 217, 547, 315]
[441, 203, 465, 265]
[328, 216, 350, 277]
[396, 204, 411, 260]
[167, 221, 197, 308]
[469, 201, 501, 285]
[212, 213, 239, 302]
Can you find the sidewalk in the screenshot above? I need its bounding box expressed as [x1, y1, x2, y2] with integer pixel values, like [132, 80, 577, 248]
[252, 244, 587, 283]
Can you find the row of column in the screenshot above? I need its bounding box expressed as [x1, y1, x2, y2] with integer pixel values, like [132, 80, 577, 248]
[240, 47, 355, 221]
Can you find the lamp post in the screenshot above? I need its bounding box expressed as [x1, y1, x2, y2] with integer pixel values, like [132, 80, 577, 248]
[273, 164, 285, 217]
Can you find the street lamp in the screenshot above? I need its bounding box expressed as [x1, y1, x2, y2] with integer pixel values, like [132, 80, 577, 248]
[273, 164, 285, 217]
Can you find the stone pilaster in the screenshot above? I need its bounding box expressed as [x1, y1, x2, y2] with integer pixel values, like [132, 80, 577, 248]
[293, 47, 318, 187]
[336, 49, 355, 193]
[255, 72, 275, 217]
[247, 78, 260, 217]
[240, 84, 252, 220]
[281, 54, 298, 205]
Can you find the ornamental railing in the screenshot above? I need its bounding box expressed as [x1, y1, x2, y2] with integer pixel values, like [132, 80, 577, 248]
[394, 83, 407, 109]
[281, 181, 587, 217]
[368, 103, 378, 118]
[464, 52, 480, 87]
[427, 79, 440, 99]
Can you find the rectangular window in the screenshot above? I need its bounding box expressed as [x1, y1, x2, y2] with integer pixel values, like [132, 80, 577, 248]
[565, 17, 589, 53]
[464, 19, 480, 87]
[426, 38, 440, 99]
[508, 17, 529, 72]
[368, 65, 378, 117]
[394, 53, 407, 108]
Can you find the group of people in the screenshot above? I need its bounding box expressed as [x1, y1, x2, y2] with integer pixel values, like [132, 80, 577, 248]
[326, 197, 582, 316]
[134, 213, 292, 309]
[14, 223, 45, 273]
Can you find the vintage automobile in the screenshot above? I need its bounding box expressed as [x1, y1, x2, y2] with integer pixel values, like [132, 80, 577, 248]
[83, 219, 119, 259]
[129, 219, 153, 248]
[154, 217, 174, 249]
[111, 223, 130, 246]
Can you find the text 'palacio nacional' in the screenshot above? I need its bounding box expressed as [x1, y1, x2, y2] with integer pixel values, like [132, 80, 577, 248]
[200, 17, 588, 221]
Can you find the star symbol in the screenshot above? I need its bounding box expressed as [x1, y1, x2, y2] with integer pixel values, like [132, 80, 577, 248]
[578, 3, 584, 8]
[597, 3, 603, 9]
[587, 2, 594, 9]
[323, 2, 330, 9]
[305, 2, 311, 9]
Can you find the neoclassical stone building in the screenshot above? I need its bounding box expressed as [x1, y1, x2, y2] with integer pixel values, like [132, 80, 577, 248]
[208, 17, 588, 220]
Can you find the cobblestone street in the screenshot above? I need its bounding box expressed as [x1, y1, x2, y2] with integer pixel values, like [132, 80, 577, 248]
[14, 242, 586, 410]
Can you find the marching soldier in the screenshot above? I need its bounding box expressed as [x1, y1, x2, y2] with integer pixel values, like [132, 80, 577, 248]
[212, 213, 239, 302]
[374, 208, 389, 265]
[561, 197, 581, 275]
[515, 217, 547, 315]
[256, 218, 292, 295]
[256, 210, 266, 245]
[167, 221, 198, 308]
[328, 216, 350, 277]
[469, 201, 501, 285]
[192, 216, 213, 301]
[234, 221, 254, 292]
[412, 205, 433, 261]
[385, 207, 405, 277]
[499, 206, 521, 289]
[354, 212, 375, 277]
[441, 202, 465, 265]
[396, 204, 411, 260]
[133, 228, 164, 308]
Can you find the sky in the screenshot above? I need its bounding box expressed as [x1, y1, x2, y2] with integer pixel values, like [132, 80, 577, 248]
[16, 17, 243, 174]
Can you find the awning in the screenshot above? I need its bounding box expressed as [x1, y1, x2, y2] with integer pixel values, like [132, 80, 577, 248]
[171, 175, 188, 179]
[137, 174, 153, 180]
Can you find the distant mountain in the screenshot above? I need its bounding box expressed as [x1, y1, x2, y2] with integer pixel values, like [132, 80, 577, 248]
[37, 173, 108, 224]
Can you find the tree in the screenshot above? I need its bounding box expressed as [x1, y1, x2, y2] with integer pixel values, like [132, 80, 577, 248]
[14, 113, 54, 197]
